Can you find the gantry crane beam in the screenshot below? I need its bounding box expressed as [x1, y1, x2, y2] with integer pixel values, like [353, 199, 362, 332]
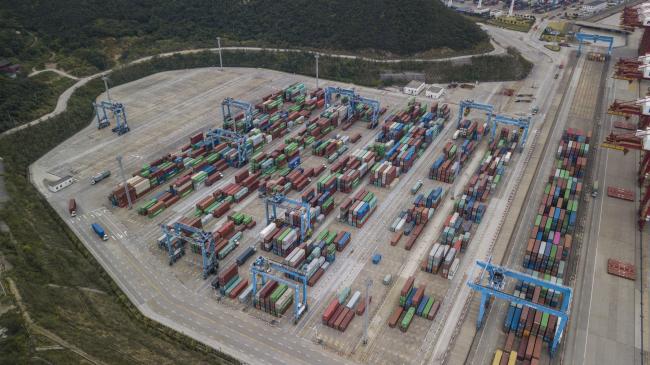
[161, 222, 217, 279]
[265, 193, 311, 242]
[324, 86, 380, 128]
[92, 100, 129, 135]
[251, 256, 308, 323]
[222, 97, 254, 134]
[468, 260, 572, 356]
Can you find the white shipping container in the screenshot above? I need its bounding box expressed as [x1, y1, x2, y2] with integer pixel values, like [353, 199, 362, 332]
[127, 175, 144, 186]
[289, 249, 306, 267]
[260, 222, 277, 239]
[201, 214, 213, 226]
[134, 179, 151, 195]
[448, 258, 460, 280]
[346, 291, 361, 309]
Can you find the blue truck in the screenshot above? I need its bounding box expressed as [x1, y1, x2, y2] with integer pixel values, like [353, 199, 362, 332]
[91, 223, 109, 241]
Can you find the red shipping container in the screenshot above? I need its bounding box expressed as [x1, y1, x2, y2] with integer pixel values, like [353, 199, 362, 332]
[322, 298, 340, 324]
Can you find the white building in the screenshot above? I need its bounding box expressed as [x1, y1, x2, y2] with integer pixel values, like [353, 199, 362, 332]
[403, 80, 426, 96]
[425, 85, 445, 99]
[47, 175, 74, 193]
[581, 0, 607, 14]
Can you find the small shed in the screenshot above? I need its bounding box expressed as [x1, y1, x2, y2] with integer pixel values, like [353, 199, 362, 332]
[403, 80, 426, 96]
[425, 85, 445, 99]
[47, 175, 74, 193]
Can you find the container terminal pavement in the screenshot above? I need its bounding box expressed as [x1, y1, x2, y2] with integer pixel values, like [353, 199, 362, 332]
[29, 55, 631, 365]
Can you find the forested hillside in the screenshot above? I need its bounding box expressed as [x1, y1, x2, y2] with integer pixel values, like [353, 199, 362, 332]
[1, 0, 488, 67]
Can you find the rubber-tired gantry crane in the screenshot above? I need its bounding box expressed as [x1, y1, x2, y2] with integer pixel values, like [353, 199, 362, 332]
[92, 100, 130, 135]
[575, 32, 614, 57]
[457, 99, 532, 150]
[324, 86, 381, 128]
[160, 222, 217, 279]
[467, 260, 572, 357]
[251, 256, 308, 323]
[457, 99, 494, 128]
[265, 193, 312, 243]
[205, 128, 251, 168]
[221, 97, 254, 134]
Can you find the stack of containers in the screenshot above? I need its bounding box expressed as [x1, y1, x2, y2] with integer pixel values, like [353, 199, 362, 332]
[337, 148, 375, 191]
[423, 128, 520, 277]
[375, 100, 445, 180]
[428, 136, 478, 183]
[499, 129, 589, 354]
[388, 276, 439, 331]
[216, 263, 249, 298]
[339, 189, 377, 228]
[110, 131, 232, 207]
[322, 288, 355, 331]
[253, 280, 294, 317]
[454, 194, 487, 223]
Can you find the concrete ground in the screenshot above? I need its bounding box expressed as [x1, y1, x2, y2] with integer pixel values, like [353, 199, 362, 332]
[29, 57, 548, 365]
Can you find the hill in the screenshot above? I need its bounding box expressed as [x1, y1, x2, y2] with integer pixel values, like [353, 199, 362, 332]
[1, 0, 489, 72]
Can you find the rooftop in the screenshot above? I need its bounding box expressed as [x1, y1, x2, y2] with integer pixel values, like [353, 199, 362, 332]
[427, 85, 444, 93]
[405, 80, 425, 89]
[47, 175, 73, 187]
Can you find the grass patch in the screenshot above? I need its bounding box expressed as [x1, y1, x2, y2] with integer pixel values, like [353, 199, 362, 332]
[487, 17, 534, 33]
[0, 72, 76, 133]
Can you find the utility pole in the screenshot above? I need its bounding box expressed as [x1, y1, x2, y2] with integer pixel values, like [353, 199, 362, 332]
[315, 54, 320, 89]
[363, 278, 372, 345]
[117, 155, 132, 209]
[102, 75, 112, 101]
[217, 37, 223, 71]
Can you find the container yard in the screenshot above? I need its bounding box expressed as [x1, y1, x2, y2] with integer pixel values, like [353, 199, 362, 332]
[31, 22, 648, 365]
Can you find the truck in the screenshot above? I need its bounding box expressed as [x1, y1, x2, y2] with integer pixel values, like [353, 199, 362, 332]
[592, 180, 599, 198]
[236, 246, 257, 266]
[68, 198, 77, 217]
[411, 180, 423, 195]
[90, 170, 111, 185]
[91, 223, 108, 241]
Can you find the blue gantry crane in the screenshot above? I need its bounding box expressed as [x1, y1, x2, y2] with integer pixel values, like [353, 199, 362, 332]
[575, 32, 614, 56]
[492, 114, 532, 150]
[467, 260, 572, 356]
[324, 86, 381, 128]
[251, 256, 308, 323]
[265, 193, 312, 243]
[222, 97, 254, 133]
[160, 222, 217, 279]
[92, 100, 129, 135]
[457, 99, 494, 128]
[205, 128, 251, 167]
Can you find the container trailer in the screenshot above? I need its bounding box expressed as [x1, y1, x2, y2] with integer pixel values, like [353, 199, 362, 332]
[91, 223, 108, 241]
[68, 198, 77, 217]
[236, 246, 256, 266]
[90, 170, 111, 185]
